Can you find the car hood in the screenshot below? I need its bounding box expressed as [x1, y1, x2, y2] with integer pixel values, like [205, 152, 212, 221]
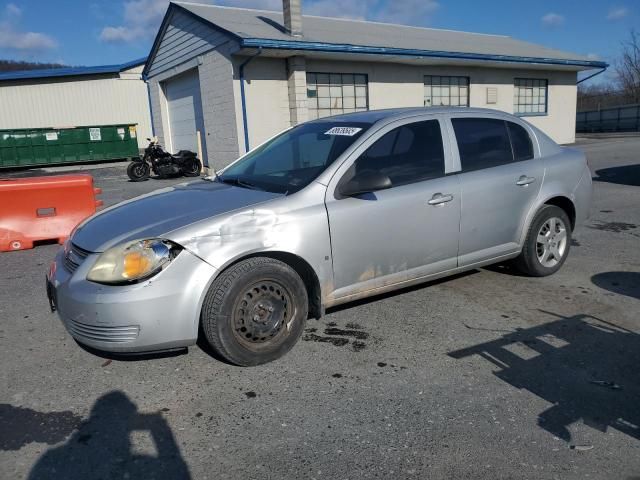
[72, 180, 283, 252]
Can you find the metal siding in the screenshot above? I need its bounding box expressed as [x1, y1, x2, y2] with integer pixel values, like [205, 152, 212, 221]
[147, 8, 230, 79]
[0, 75, 152, 148]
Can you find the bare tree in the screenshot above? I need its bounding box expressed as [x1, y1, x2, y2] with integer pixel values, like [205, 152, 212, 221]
[615, 28, 640, 103]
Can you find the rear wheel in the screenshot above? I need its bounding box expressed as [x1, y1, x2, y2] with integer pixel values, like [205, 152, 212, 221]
[127, 161, 150, 182]
[182, 158, 202, 177]
[514, 205, 571, 277]
[201, 257, 308, 366]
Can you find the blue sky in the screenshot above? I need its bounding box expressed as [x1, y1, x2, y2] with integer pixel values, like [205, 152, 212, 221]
[0, 0, 636, 84]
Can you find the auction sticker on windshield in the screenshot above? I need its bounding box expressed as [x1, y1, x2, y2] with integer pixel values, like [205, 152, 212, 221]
[324, 127, 362, 136]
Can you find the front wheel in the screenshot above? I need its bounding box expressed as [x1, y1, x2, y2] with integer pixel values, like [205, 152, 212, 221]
[127, 161, 150, 182]
[514, 205, 572, 277]
[182, 158, 202, 177]
[201, 257, 308, 366]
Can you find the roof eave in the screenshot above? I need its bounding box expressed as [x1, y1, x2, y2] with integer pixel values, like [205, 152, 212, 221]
[0, 57, 149, 83]
[142, 2, 243, 79]
[240, 38, 608, 70]
[118, 57, 148, 72]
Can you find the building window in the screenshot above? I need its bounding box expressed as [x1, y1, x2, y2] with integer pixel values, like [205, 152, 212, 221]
[424, 76, 469, 107]
[306, 73, 368, 119]
[514, 78, 548, 115]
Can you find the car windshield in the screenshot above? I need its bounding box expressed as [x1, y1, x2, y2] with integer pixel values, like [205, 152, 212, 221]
[219, 121, 372, 194]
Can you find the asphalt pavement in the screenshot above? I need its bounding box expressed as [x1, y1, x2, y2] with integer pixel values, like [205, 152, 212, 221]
[1, 136, 639, 479]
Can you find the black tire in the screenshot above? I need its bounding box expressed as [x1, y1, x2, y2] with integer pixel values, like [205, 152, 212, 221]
[201, 257, 308, 366]
[182, 158, 202, 177]
[514, 205, 572, 277]
[127, 161, 150, 182]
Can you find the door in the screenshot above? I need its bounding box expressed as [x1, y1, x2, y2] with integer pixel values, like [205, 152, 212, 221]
[164, 69, 207, 158]
[325, 118, 461, 300]
[451, 117, 544, 266]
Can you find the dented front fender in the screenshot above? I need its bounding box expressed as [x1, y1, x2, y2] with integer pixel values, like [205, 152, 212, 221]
[165, 182, 335, 303]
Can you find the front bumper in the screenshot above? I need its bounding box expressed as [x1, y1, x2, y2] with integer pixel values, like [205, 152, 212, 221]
[47, 245, 217, 353]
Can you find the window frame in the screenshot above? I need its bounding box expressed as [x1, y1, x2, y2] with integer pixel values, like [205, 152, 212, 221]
[513, 78, 548, 117]
[424, 75, 470, 108]
[306, 72, 369, 119]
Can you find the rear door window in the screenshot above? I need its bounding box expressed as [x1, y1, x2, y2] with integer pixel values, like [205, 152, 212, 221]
[452, 118, 514, 172]
[352, 119, 445, 187]
[507, 121, 534, 161]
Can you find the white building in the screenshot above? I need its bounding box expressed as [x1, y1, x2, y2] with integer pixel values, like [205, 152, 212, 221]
[0, 58, 152, 148]
[144, 1, 607, 169]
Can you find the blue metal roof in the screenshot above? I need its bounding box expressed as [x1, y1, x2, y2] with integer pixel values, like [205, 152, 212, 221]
[0, 57, 147, 82]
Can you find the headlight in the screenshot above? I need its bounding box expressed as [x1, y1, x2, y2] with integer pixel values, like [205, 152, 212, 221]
[87, 239, 181, 284]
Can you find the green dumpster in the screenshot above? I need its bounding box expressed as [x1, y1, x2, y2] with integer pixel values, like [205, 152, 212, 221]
[0, 124, 140, 168]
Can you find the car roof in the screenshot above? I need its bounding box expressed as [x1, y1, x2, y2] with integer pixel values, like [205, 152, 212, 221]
[306, 107, 515, 125]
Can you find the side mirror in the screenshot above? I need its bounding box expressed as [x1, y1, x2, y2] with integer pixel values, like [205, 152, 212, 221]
[338, 171, 392, 197]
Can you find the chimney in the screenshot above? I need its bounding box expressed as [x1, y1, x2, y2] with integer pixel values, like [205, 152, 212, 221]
[282, 0, 303, 37]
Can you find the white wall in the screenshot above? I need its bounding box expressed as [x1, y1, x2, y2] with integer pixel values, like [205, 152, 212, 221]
[0, 66, 152, 148]
[303, 59, 578, 144]
[227, 56, 579, 163]
[232, 56, 292, 154]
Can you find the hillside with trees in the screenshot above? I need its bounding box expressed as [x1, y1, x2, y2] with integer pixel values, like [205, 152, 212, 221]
[0, 59, 67, 73]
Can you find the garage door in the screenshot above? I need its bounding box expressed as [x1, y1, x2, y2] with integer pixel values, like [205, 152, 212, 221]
[164, 69, 207, 159]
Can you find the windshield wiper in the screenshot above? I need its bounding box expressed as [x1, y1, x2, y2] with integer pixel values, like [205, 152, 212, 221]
[218, 176, 264, 191]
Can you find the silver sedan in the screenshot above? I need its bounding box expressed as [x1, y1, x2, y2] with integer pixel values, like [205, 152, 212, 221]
[46, 108, 592, 366]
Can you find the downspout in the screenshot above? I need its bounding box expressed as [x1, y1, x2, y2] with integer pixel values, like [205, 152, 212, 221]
[577, 66, 607, 84]
[239, 47, 262, 153]
[142, 70, 154, 151]
[145, 81, 154, 137]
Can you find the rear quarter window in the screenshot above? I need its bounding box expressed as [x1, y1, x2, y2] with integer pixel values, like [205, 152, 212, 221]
[507, 122, 534, 161]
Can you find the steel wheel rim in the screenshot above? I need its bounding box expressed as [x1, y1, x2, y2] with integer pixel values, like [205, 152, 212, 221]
[536, 217, 568, 268]
[232, 279, 294, 350]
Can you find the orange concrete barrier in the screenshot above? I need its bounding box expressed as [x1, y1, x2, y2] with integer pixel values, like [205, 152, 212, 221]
[0, 174, 102, 252]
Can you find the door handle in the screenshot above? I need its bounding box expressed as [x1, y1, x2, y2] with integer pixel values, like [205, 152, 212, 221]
[428, 193, 454, 206]
[516, 175, 536, 186]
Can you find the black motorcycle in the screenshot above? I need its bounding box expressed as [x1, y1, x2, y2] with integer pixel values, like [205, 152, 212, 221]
[127, 137, 202, 181]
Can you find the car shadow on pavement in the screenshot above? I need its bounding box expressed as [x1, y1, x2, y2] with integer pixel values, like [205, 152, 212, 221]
[75, 340, 189, 362]
[448, 310, 640, 443]
[27, 391, 191, 480]
[482, 262, 530, 277]
[593, 164, 640, 187]
[591, 271, 640, 300]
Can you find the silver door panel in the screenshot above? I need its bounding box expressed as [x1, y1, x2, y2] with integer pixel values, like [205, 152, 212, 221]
[324, 116, 461, 302]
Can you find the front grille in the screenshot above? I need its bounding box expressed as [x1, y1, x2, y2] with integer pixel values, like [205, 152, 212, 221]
[68, 319, 140, 343]
[63, 243, 91, 273]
